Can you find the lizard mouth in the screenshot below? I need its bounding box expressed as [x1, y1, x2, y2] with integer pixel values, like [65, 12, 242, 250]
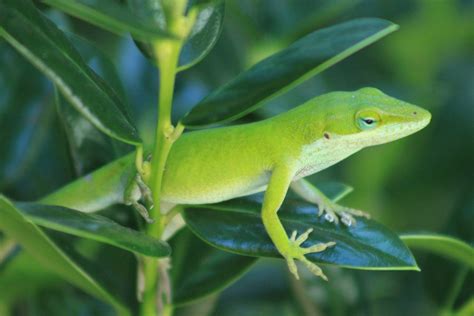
[373, 113, 431, 145]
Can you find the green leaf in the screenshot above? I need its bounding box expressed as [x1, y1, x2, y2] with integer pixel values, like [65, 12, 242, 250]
[183, 195, 418, 270]
[0, 43, 53, 190]
[177, 1, 225, 71]
[42, 0, 174, 42]
[0, 195, 131, 314]
[314, 181, 353, 203]
[66, 32, 129, 104]
[401, 234, 474, 269]
[56, 33, 133, 175]
[16, 201, 171, 258]
[181, 18, 399, 128]
[129, 0, 225, 71]
[0, 252, 63, 307]
[55, 90, 120, 176]
[170, 227, 257, 305]
[0, 0, 141, 145]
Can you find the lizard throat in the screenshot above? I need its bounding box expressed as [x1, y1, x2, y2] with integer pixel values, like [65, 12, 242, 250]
[294, 135, 362, 179]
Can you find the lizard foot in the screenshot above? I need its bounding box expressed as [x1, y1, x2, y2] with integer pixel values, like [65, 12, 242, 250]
[284, 228, 336, 281]
[317, 198, 370, 227]
[124, 173, 155, 224]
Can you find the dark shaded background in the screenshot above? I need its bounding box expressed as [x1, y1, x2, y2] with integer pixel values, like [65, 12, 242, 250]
[0, 0, 473, 315]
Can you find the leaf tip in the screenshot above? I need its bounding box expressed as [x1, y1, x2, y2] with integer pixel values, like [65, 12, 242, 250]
[162, 243, 172, 257]
[390, 23, 400, 32]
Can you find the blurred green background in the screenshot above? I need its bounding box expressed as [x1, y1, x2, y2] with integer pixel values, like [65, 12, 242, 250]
[1, 0, 473, 315]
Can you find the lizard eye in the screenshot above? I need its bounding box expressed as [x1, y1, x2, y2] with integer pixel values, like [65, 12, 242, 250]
[358, 117, 378, 129]
[356, 109, 380, 130]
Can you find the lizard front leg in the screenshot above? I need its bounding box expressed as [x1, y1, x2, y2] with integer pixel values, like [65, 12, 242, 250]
[291, 179, 370, 226]
[262, 165, 335, 280]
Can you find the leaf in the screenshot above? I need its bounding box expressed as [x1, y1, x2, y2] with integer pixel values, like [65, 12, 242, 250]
[170, 227, 257, 305]
[0, 0, 141, 145]
[42, 0, 174, 42]
[129, 0, 225, 71]
[0, 43, 53, 190]
[55, 90, 119, 176]
[0, 195, 131, 314]
[66, 32, 129, 105]
[183, 195, 418, 270]
[56, 33, 133, 175]
[178, 1, 225, 71]
[0, 252, 63, 306]
[401, 234, 474, 269]
[313, 181, 353, 203]
[181, 18, 399, 128]
[16, 201, 171, 258]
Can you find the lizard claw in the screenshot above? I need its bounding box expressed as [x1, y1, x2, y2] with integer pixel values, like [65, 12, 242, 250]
[290, 228, 313, 245]
[300, 256, 328, 281]
[124, 173, 155, 224]
[135, 174, 154, 209]
[284, 229, 335, 280]
[318, 199, 370, 227]
[286, 256, 299, 280]
[132, 201, 155, 224]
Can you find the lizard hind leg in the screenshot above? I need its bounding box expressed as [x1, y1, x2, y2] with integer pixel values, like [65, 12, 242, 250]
[291, 179, 370, 227]
[318, 197, 370, 226]
[124, 174, 155, 224]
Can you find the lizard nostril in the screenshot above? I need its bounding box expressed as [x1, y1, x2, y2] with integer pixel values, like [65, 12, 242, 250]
[413, 111, 417, 115]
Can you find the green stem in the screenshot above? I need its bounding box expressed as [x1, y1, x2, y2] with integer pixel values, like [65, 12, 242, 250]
[163, 304, 174, 316]
[442, 266, 470, 314]
[0, 237, 17, 263]
[140, 39, 183, 316]
[140, 3, 197, 314]
[135, 145, 144, 175]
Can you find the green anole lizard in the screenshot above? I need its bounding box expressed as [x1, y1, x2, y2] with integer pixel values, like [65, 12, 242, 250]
[43, 87, 431, 280]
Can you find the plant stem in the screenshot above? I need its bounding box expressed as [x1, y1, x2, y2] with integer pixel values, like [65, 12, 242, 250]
[289, 274, 320, 316]
[163, 304, 174, 316]
[0, 237, 17, 263]
[140, 39, 183, 316]
[140, 3, 197, 313]
[442, 266, 470, 314]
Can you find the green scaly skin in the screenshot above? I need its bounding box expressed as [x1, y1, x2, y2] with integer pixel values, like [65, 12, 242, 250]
[161, 87, 431, 279]
[42, 87, 431, 280]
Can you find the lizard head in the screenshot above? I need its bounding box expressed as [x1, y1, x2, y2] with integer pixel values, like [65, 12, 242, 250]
[323, 87, 431, 147]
